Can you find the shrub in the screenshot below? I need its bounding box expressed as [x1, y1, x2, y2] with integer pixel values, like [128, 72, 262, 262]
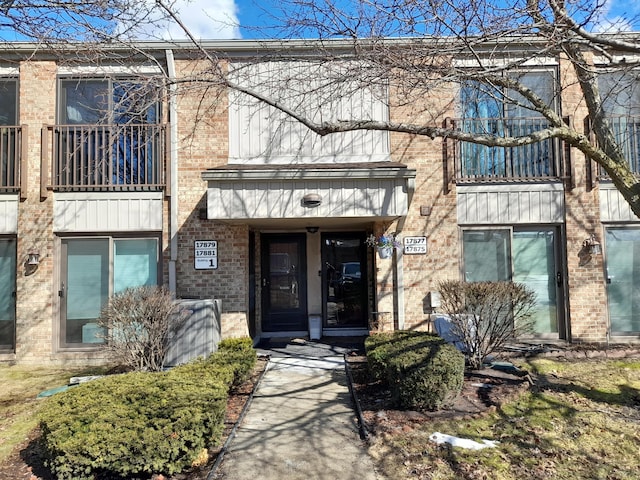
[218, 336, 255, 352]
[97, 285, 187, 372]
[438, 280, 537, 370]
[39, 371, 228, 480]
[39, 341, 257, 480]
[365, 331, 421, 381]
[211, 337, 257, 386]
[365, 331, 465, 410]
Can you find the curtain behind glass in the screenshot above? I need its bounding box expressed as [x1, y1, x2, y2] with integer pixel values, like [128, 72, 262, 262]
[60, 79, 110, 124]
[513, 230, 557, 333]
[114, 239, 158, 293]
[0, 239, 16, 321]
[462, 230, 510, 282]
[66, 239, 109, 321]
[460, 81, 505, 176]
[606, 228, 640, 332]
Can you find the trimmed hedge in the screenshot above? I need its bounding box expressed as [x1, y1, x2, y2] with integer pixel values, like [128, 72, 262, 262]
[39, 337, 256, 480]
[214, 337, 257, 386]
[365, 331, 465, 411]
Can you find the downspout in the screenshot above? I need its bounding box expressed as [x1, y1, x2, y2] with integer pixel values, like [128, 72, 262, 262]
[165, 49, 179, 294]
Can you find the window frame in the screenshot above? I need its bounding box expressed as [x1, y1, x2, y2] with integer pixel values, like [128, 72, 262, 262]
[58, 233, 162, 350]
[57, 76, 161, 126]
[458, 67, 560, 120]
[0, 78, 18, 126]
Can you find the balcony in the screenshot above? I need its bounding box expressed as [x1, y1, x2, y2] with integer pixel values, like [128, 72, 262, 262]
[445, 117, 569, 184]
[0, 126, 26, 196]
[596, 115, 640, 176]
[43, 124, 168, 195]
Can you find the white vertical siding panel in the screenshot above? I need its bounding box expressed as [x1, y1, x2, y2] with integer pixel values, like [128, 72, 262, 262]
[600, 184, 638, 222]
[206, 176, 412, 219]
[457, 184, 565, 225]
[229, 62, 391, 163]
[521, 190, 534, 223]
[54, 193, 162, 232]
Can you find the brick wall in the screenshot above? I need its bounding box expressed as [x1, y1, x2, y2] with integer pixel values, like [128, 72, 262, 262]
[172, 59, 249, 327]
[14, 60, 57, 363]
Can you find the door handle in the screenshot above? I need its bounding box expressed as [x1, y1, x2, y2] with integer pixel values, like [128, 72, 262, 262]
[58, 282, 65, 298]
[556, 272, 562, 287]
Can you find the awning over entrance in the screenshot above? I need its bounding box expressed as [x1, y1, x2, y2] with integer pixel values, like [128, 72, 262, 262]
[201, 162, 416, 222]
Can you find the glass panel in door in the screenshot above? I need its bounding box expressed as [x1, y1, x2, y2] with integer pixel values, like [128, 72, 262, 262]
[323, 234, 368, 328]
[605, 228, 640, 333]
[512, 229, 558, 334]
[62, 239, 109, 345]
[0, 238, 16, 349]
[261, 234, 307, 332]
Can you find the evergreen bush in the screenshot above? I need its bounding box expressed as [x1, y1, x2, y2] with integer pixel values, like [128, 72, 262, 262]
[365, 331, 465, 410]
[211, 337, 257, 386]
[39, 340, 257, 480]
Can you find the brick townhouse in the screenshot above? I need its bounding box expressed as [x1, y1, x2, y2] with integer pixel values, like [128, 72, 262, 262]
[0, 39, 637, 364]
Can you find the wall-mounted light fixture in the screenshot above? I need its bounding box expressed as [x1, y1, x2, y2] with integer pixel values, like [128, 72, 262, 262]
[583, 234, 602, 256]
[27, 250, 40, 266]
[306, 226, 319, 234]
[301, 193, 322, 208]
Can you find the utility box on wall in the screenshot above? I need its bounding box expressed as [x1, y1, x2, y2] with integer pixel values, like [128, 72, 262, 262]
[165, 299, 222, 367]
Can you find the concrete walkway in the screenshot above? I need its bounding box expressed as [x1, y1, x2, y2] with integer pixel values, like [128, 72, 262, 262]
[214, 339, 382, 480]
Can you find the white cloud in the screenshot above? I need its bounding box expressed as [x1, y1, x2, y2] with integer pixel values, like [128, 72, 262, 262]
[591, 0, 639, 32]
[130, 0, 241, 40]
[594, 16, 634, 33]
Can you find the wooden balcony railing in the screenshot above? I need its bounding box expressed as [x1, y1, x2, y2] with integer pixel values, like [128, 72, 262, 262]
[445, 117, 569, 185]
[0, 125, 26, 198]
[596, 115, 640, 176]
[42, 124, 169, 196]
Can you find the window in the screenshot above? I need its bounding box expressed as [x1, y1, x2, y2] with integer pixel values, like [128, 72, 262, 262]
[60, 78, 158, 125]
[597, 70, 640, 173]
[462, 227, 560, 335]
[60, 236, 159, 346]
[0, 79, 17, 126]
[54, 78, 163, 188]
[605, 227, 640, 333]
[458, 70, 559, 179]
[0, 79, 18, 189]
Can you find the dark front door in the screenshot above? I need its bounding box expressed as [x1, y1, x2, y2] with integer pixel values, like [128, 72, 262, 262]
[261, 234, 308, 332]
[323, 233, 368, 329]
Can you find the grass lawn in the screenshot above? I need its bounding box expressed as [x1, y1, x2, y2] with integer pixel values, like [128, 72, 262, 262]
[0, 365, 107, 464]
[369, 358, 640, 480]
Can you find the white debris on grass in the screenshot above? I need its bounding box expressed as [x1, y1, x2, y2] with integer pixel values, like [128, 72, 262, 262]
[429, 432, 499, 450]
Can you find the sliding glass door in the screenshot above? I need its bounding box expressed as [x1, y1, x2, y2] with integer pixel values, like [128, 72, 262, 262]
[0, 238, 16, 350]
[60, 237, 159, 347]
[462, 227, 562, 336]
[605, 228, 640, 333]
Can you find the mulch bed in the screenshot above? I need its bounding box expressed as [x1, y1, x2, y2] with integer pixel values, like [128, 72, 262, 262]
[345, 354, 531, 437]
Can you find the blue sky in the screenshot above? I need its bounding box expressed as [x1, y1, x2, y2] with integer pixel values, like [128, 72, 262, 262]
[165, 0, 640, 39]
[0, 0, 638, 41]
